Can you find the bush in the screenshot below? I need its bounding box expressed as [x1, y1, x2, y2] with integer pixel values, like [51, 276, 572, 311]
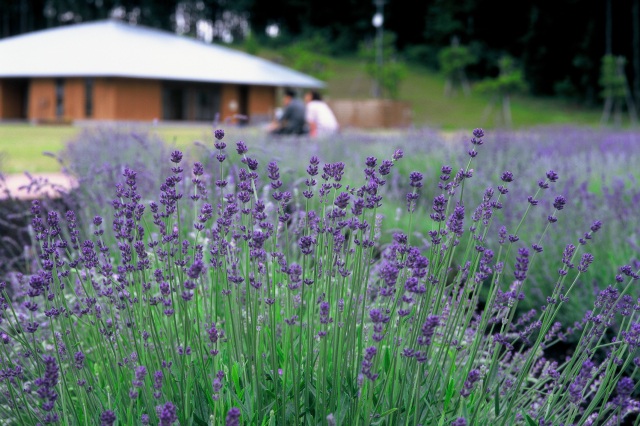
[56, 125, 176, 226]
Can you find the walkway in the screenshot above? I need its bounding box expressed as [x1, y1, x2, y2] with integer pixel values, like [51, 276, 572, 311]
[0, 172, 78, 201]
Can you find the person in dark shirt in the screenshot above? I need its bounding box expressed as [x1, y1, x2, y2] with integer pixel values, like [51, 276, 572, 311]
[268, 88, 308, 136]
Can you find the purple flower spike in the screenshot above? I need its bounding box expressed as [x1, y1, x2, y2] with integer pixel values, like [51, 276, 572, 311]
[365, 156, 377, 167]
[101, 410, 116, 426]
[501, 171, 514, 182]
[225, 407, 241, 426]
[568, 359, 595, 404]
[157, 401, 178, 426]
[409, 171, 423, 188]
[553, 196, 566, 210]
[419, 315, 439, 346]
[334, 192, 350, 209]
[236, 141, 248, 155]
[379, 159, 393, 175]
[170, 150, 183, 163]
[546, 170, 559, 182]
[361, 346, 379, 381]
[267, 161, 280, 181]
[590, 220, 603, 233]
[578, 253, 594, 273]
[393, 149, 404, 161]
[35, 355, 59, 415]
[214, 129, 225, 140]
[613, 377, 635, 409]
[461, 369, 482, 398]
[74, 351, 85, 369]
[451, 418, 467, 426]
[134, 365, 147, 385]
[193, 162, 204, 176]
[514, 247, 530, 281]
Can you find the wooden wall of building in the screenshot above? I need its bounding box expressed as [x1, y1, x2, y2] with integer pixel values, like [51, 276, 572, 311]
[248, 85, 276, 124]
[64, 78, 85, 119]
[220, 84, 240, 124]
[28, 78, 56, 121]
[93, 78, 116, 119]
[326, 99, 413, 129]
[2, 76, 279, 123]
[93, 78, 162, 120]
[218, 84, 276, 125]
[113, 78, 162, 120]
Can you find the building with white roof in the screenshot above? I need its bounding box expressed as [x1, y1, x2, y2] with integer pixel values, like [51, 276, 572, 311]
[0, 19, 324, 123]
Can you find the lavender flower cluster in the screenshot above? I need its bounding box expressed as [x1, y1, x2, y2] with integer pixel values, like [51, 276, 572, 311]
[0, 127, 638, 425]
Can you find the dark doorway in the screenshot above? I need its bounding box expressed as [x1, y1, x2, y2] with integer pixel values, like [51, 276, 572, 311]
[0, 78, 29, 120]
[163, 81, 222, 121]
[162, 84, 186, 120]
[85, 78, 94, 118]
[55, 78, 64, 118]
[193, 84, 221, 121]
[238, 85, 249, 125]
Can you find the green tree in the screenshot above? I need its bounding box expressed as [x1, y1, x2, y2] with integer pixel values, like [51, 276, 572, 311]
[599, 54, 637, 127]
[280, 34, 333, 82]
[475, 55, 527, 128]
[438, 36, 477, 97]
[359, 32, 407, 99]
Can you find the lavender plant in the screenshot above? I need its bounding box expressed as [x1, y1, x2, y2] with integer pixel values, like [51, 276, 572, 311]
[56, 125, 176, 223]
[1, 127, 639, 425]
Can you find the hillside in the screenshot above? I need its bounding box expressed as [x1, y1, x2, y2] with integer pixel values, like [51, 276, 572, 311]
[316, 56, 604, 130]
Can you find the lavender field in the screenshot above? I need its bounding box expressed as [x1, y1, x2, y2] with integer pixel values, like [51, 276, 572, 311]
[0, 125, 639, 425]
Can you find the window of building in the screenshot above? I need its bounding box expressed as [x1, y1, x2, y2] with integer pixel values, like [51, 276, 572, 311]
[85, 78, 94, 117]
[55, 78, 64, 118]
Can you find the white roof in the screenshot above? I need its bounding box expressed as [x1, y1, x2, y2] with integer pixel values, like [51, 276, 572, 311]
[0, 20, 325, 88]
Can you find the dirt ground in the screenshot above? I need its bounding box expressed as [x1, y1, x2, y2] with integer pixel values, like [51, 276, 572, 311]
[0, 172, 78, 201]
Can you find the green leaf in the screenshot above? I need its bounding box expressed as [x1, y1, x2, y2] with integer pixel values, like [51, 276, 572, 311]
[494, 386, 500, 416]
[231, 362, 241, 395]
[192, 381, 212, 426]
[443, 370, 456, 410]
[192, 413, 208, 426]
[524, 413, 537, 426]
[371, 408, 399, 425]
[384, 346, 391, 371]
[378, 408, 398, 418]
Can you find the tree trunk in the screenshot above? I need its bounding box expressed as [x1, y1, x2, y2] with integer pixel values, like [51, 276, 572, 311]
[481, 96, 497, 126]
[601, 96, 613, 124]
[444, 78, 453, 97]
[613, 98, 622, 128]
[502, 93, 512, 128]
[458, 69, 471, 97]
[621, 60, 639, 125]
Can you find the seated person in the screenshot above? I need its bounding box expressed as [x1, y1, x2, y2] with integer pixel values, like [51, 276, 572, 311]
[268, 89, 308, 136]
[304, 90, 339, 138]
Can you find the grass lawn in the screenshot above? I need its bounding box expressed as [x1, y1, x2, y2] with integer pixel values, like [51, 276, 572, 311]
[0, 123, 218, 174]
[0, 124, 76, 174]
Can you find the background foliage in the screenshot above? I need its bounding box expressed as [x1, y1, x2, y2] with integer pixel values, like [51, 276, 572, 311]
[2, 0, 640, 107]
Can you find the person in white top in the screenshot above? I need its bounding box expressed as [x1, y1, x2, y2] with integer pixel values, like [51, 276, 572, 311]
[304, 90, 340, 138]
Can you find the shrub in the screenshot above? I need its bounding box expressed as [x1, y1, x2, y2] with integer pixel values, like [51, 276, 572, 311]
[57, 125, 175, 221]
[0, 128, 638, 425]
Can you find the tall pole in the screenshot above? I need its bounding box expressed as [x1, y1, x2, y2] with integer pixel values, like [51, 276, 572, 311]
[372, 0, 385, 98]
[633, 0, 640, 105]
[605, 0, 612, 55]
